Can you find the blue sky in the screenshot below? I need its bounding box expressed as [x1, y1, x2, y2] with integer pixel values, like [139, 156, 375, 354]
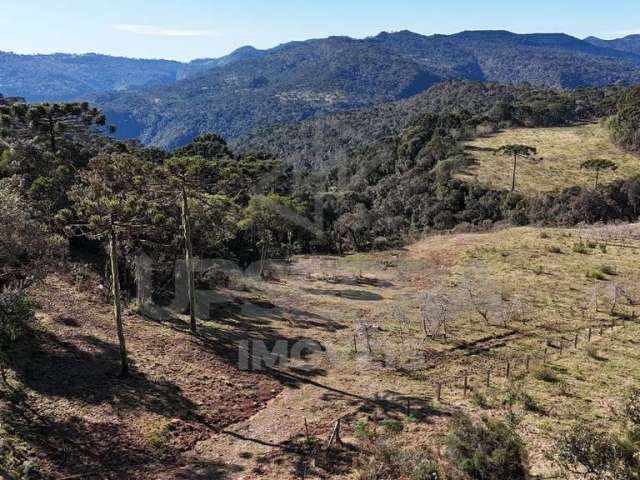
[1, 0, 639, 61]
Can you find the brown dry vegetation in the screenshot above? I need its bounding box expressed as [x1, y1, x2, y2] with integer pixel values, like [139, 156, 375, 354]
[460, 123, 640, 193]
[4, 223, 640, 478]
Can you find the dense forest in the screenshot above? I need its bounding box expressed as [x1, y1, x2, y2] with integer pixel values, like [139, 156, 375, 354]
[95, 30, 640, 149]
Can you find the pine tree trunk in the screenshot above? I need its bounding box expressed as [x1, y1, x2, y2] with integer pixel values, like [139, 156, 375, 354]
[595, 170, 599, 189]
[0, 362, 6, 384]
[109, 228, 129, 377]
[511, 154, 517, 193]
[181, 186, 197, 334]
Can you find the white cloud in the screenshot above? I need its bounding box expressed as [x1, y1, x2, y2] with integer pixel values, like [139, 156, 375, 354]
[112, 24, 218, 38]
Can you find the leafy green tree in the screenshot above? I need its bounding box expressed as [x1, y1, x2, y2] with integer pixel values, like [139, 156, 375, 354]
[173, 133, 233, 161]
[0, 178, 65, 285]
[0, 101, 111, 156]
[156, 155, 238, 334]
[58, 154, 168, 376]
[609, 86, 640, 152]
[581, 159, 618, 188]
[239, 194, 306, 276]
[495, 144, 537, 192]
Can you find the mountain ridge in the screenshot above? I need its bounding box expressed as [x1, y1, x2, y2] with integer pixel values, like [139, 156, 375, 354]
[95, 30, 640, 148]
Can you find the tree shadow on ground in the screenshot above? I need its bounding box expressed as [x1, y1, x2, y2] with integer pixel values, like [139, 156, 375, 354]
[302, 287, 383, 301]
[8, 329, 198, 419]
[1, 386, 243, 479]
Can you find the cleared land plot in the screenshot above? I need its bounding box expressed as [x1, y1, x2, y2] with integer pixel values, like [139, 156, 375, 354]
[460, 123, 640, 193]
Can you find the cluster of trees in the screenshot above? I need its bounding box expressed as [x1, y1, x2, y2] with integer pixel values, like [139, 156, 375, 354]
[0, 101, 308, 377]
[609, 85, 640, 151]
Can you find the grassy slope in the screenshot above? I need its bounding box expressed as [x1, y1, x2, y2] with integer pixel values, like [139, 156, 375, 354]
[4, 224, 640, 478]
[196, 225, 640, 478]
[460, 123, 640, 193]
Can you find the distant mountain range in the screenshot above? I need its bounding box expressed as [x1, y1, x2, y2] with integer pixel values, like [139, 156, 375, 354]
[2, 30, 640, 148]
[585, 34, 640, 56]
[0, 46, 262, 102]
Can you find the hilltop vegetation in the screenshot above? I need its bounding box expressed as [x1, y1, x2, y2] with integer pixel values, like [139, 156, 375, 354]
[97, 30, 640, 148]
[462, 123, 640, 193]
[238, 81, 623, 170]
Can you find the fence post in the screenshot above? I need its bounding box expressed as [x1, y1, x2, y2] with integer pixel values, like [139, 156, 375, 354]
[506, 361, 511, 379]
[544, 347, 548, 364]
[486, 369, 491, 387]
[353, 335, 357, 353]
[574, 334, 579, 348]
[464, 376, 468, 396]
[437, 382, 442, 402]
[525, 355, 530, 372]
[588, 328, 592, 342]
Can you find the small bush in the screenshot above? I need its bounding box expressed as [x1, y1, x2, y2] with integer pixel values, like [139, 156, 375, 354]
[586, 344, 604, 361]
[445, 414, 529, 480]
[558, 424, 619, 477]
[539, 231, 550, 239]
[587, 269, 606, 280]
[600, 264, 617, 275]
[599, 243, 608, 253]
[471, 389, 491, 409]
[0, 288, 34, 381]
[522, 393, 545, 414]
[533, 365, 559, 383]
[546, 245, 563, 254]
[573, 242, 589, 254]
[380, 418, 404, 434]
[354, 439, 440, 480]
[354, 418, 376, 442]
[624, 388, 640, 427]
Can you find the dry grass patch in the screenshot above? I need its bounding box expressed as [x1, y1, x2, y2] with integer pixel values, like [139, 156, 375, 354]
[460, 123, 640, 193]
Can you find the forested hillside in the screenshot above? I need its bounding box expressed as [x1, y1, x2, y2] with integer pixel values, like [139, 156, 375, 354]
[0, 47, 263, 102]
[96, 30, 640, 149]
[237, 81, 622, 170]
[585, 34, 640, 56]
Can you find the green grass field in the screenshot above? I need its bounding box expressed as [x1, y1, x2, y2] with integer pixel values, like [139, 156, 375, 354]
[460, 123, 640, 193]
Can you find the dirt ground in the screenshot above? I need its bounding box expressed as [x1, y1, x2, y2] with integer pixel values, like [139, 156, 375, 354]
[3, 224, 640, 479]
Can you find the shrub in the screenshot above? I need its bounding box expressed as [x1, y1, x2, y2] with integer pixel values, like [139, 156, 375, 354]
[546, 245, 563, 254]
[445, 413, 529, 480]
[573, 242, 590, 254]
[354, 437, 440, 479]
[600, 264, 617, 276]
[586, 344, 604, 361]
[522, 393, 545, 414]
[624, 388, 640, 428]
[380, 418, 404, 434]
[471, 389, 491, 409]
[558, 424, 619, 478]
[533, 365, 559, 383]
[0, 288, 34, 382]
[587, 269, 606, 281]
[354, 418, 376, 442]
